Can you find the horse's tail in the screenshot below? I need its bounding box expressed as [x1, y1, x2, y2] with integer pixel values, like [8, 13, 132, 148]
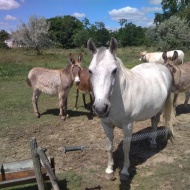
[26, 78, 32, 87]
[163, 94, 175, 137]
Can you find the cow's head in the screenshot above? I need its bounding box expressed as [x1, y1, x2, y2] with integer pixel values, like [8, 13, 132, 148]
[139, 51, 147, 61]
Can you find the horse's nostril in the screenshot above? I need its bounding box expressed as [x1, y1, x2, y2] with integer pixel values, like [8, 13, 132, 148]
[104, 104, 108, 113]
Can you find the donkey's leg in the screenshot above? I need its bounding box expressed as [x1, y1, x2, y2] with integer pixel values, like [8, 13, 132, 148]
[74, 88, 79, 110]
[82, 93, 87, 108]
[184, 90, 190, 107]
[173, 92, 179, 108]
[101, 122, 115, 181]
[58, 92, 64, 117]
[63, 96, 69, 119]
[89, 93, 94, 115]
[32, 89, 41, 118]
[150, 111, 162, 148]
[120, 122, 133, 181]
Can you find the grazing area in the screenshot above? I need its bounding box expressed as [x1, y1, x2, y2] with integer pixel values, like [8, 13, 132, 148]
[1, 47, 190, 190]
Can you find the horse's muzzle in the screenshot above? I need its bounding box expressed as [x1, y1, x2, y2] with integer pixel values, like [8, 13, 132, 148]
[92, 103, 110, 118]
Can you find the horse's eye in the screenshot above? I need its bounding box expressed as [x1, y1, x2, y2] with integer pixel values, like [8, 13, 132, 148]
[112, 68, 118, 75]
[88, 69, 92, 74]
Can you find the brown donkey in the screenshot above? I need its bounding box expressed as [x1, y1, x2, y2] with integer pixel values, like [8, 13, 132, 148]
[26, 53, 82, 120]
[163, 50, 190, 109]
[74, 68, 94, 116]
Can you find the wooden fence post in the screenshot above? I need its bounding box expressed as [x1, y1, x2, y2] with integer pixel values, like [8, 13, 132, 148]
[30, 137, 45, 190]
[37, 147, 60, 190]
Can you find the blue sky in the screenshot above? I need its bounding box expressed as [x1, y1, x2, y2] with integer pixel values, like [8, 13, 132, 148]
[0, 0, 162, 32]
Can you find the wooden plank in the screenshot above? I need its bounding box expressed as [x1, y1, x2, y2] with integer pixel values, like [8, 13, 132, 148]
[0, 173, 49, 188]
[0, 168, 47, 182]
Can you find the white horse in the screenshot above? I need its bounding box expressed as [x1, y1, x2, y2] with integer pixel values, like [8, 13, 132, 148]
[87, 37, 174, 181]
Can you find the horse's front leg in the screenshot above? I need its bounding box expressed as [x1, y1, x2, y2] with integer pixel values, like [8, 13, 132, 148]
[120, 122, 133, 181]
[101, 121, 115, 181]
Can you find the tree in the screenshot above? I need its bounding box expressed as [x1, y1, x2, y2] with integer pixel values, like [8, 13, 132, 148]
[147, 16, 190, 50]
[118, 22, 145, 47]
[0, 30, 10, 48]
[154, 0, 190, 24]
[11, 15, 52, 54]
[48, 16, 83, 48]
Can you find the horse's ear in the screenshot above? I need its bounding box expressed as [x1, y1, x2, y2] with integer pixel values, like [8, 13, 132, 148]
[78, 53, 83, 63]
[87, 38, 97, 55]
[109, 37, 118, 54]
[162, 51, 167, 62]
[173, 50, 178, 61]
[68, 53, 75, 64]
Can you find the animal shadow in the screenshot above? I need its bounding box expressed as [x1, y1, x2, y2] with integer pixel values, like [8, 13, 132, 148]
[113, 126, 169, 190]
[41, 108, 90, 118]
[176, 104, 190, 116]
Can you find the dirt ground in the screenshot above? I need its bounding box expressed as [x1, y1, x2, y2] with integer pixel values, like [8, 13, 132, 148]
[1, 93, 190, 190]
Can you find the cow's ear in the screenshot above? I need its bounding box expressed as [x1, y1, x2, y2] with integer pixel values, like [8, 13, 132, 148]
[162, 51, 167, 62]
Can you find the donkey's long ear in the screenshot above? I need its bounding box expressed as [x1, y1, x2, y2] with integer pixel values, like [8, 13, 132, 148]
[68, 53, 75, 64]
[109, 37, 118, 54]
[78, 53, 83, 63]
[87, 38, 97, 55]
[173, 50, 178, 61]
[162, 51, 167, 62]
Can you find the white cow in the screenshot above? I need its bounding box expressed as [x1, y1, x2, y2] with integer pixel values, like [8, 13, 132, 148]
[140, 50, 184, 64]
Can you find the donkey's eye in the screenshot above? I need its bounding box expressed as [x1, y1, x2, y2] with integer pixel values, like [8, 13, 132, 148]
[112, 68, 118, 75]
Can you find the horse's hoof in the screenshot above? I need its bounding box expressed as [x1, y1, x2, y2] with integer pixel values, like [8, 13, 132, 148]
[74, 107, 77, 110]
[120, 173, 129, 181]
[150, 143, 157, 149]
[104, 172, 116, 181]
[66, 114, 70, 118]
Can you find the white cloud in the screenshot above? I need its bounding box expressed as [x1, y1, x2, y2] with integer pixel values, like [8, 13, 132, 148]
[0, 0, 20, 10]
[4, 15, 17, 20]
[72, 12, 86, 18]
[109, 6, 162, 27]
[109, 6, 146, 23]
[149, 0, 162, 5]
[142, 7, 162, 12]
[0, 21, 8, 26]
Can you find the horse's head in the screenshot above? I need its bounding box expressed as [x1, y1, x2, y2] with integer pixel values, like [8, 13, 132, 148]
[87, 37, 118, 118]
[69, 53, 83, 84]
